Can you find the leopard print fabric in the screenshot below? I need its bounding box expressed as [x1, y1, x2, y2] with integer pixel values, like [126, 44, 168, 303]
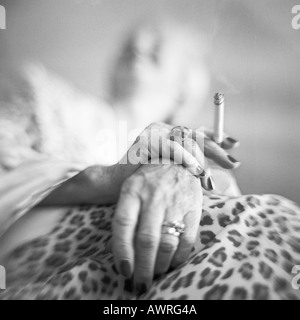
[1, 193, 300, 300]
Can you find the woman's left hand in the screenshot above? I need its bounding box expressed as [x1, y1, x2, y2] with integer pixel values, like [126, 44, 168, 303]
[112, 163, 202, 295]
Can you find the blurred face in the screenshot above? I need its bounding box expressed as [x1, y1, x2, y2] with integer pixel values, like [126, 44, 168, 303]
[109, 23, 210, 126]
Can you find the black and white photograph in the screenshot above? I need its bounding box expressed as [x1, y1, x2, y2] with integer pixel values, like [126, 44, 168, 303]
[0, 0, 300, 302]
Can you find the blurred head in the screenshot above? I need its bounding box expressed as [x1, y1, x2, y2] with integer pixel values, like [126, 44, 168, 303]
[107, 21, 211, 126]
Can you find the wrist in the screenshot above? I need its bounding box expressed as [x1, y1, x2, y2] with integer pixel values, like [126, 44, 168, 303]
[78, 165, 121, 205]
[40, 165, 120, 206]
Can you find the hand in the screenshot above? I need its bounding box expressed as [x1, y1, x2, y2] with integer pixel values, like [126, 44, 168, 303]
[112, 122, 240, 192]
[112, 164, 203, 295]
[40, 122, 240, 206]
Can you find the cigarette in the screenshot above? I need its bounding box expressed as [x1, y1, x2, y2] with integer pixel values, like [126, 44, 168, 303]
[213, 93, 225, 144]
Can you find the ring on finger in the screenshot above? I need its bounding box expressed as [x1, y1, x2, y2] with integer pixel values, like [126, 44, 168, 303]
[162, 220, 185, 237]
[170, 126, 191, 143]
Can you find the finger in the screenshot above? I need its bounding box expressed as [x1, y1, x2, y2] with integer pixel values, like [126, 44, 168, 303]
[204, 137, 241, 169]
[201, 128, 240, 150]
[164, 139, 204, 176]
[168, 132, 215, 191]
[168, 130, 205, 169]
[154, 232, 179, 276]
[193, 130, 241, 169]
[171, 209, 202, 268]
[181, 139, 216, 191]
[134, 202, 165, 294]
[202, 158, 222, 195]
[200, 158, 216, 191]
[221, 137, 240, 150]
[172, 135, 215, 191]
[112, 179, 141, 279]
[124, 122, 171, 165]
[181, 138, 205, 174]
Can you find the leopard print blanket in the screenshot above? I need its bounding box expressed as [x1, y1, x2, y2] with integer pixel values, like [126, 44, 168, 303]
[0, 192, 300, 300]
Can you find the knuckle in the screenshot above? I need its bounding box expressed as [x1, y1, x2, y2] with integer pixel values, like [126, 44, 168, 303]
[113, 213, 133, 228]
[148, 122, 162, 129]
[137, 130, 149, 143]
[183, 137, 195, 148]
[205, 138, 223, 153]
[136, 233, 159, 249]
[120, 187, 139, 200]
[121, 177, 141, 195]
[135, 264, 153, 278]
[113, 241, 131, 256]
[146, 122, 159, 131]
[139, 135, 149, 144]
[147, 122, 169, 136]
[149, 190, 162, 202]
[159, 239, 177, 253]
[122, 175, 136, 186]
[181, 235, 196, 247]
[185, 209, 201, 222]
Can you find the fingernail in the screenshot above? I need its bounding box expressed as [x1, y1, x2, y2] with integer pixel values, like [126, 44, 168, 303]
[196, 165, 206, 177]
[207, 176, 215, 191]
[227, 155, 239, 163]
[227, 137, 238, 144]
[120, 260, 132, 278]
[136, 282, 148, 295]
